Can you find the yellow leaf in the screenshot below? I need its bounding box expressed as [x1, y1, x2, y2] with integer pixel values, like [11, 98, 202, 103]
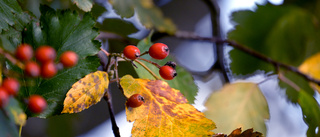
[299, 52, 320, 93]
[205, 83, 269, 135]
[120, 75, 215, 137]
[213, 128, 263, 137]
[62, 71, 109, 113]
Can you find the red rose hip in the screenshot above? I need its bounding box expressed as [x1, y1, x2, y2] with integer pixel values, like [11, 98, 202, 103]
[0, 87, 9, 108]
[60, 51, 78, 68]
[41, 61, 57, 78]
[126, 94, 144, 108]
[159, 66, 177, 80]
[15, 44, 33, 61]
[25, 61, 41, 77]
[28, 95, 47, 113]
[2, 78, 20, 96]
[148, 43, 169, 60]
[123, 45, 140, 60]
[35, 46, 56, 63]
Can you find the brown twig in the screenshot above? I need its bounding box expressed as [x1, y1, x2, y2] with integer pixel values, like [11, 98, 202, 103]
[201, 0, 230, 83]
[103, 90, 120, 137]
[134, 59, 161, 80]
[0, 48, 25, 69]
[173, 31, 320, 86]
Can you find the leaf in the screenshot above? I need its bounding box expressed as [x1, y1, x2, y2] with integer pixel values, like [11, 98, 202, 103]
[0, 111, 19, 137]
[204, 82, 269, 135]
[4, 97, 27, 126]
[96, 18, 139, 37]
[21, 5, 101, 118]
[135, 37, 198, 104]
[109, 0, 176, 34]
[120, 75, 215, 136]
[72, 0, 93, 12]
[298, 90, 320, 137]
[0, 0, 23, 32]
[298, 52, 320, 93]
[213, 128, 263, 137]
[228, 4, 320, 75]
[62, 71, 109, 113]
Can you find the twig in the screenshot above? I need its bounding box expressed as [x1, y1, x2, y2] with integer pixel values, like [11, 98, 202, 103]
[201, 0, 230, 83]
[134, 59, 161, 80]
[0, 48, 24, 69]
[137, 57, 161, 69]
[103, 90, 120, 137]
[114, 57, 120, 87]
[278, 72, 301, 91]
[173, 31, 320, 86]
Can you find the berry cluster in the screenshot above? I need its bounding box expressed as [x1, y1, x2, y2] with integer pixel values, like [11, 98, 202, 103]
[0, 44, 79, 114]
[123, 43, 177, 81]
[122, 43, 177, 108]
[16, 44, 79, 78]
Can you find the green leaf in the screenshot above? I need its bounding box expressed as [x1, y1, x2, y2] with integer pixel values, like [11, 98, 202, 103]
[0, 0, 22, 32]
[4, 97, 27, 126]
[228, 4, 320, 75]
[109, 0, 134, 18]
[21, 5, 100, 118]
[297, 90, 320, 137]
[109, 0, 176, 34]
[72, 0, 93, 12]
[0, 111, 19, 137]
[96, 18, 139, 37]
[91, 4, 107, 19]
[135, 37, 197, 104]
[204, 82, 269, 135]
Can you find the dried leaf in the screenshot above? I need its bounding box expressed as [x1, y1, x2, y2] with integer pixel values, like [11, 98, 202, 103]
[213, 128, 263, 137]
[120, 75, 215, 137]
[205, 83, 269, 135]
[299, 52, 320, 93]
[62, 71, 109, 113]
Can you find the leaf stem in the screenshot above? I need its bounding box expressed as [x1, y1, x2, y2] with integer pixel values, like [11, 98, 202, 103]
[103, 90, 120, 137]
[137, 57, 161, 69]
[134, 59, 161, 80]
[19, 125, 22, 137]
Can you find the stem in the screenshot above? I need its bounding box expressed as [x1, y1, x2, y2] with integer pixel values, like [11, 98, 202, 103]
[137, 57, 161, 69]
[278, 72, 301, 91]
[173, 31, 320, 86]
[201, 0, 230, 83]
[134, 59, 161, 80]
[0, 48, 24, 69]
[19, 125, 22, 137]
[114, 57, 120, 87]
[103, 90, 120, 137]
[139, 51, 149, 57]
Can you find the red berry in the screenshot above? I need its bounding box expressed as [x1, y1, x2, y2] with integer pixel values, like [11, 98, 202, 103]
[15, 44, 33, 61]
[35, 46, 56, 63]
[148, 43, 169, 60]
[2, 78, 20, 96]
[60, 51, 78, 68]
[0, 87, 9, 108]
[123, 45, 140, 60]
[25, 61, 41, 77]
[126, 94, 144, 108]
[28, 95, 47, 114]
[159, 66, 177, 80]
[41, 61, 57, 78]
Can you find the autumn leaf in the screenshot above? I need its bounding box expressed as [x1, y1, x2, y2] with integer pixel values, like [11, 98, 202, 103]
[62, 71, 109, 113]
[213, 128, 263, 137]
[204, 82, 269, 136]
[4, 98, 27, 126]
[299, 52, 320, 93]
[120, 75, 215, 137]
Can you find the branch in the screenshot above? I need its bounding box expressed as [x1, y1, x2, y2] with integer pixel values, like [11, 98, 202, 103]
[0, 48, 24, 69]
[201, 0, 230, 83]
[173, 31, 320, 86]
[103, 90, 120, 137]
